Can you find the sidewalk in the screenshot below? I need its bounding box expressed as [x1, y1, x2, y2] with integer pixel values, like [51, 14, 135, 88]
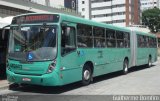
[0, 79, 20, 91]
[0, 80, 9, 90]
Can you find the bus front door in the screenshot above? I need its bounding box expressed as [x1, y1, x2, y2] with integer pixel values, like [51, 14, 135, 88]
[60, 23, 82, 84]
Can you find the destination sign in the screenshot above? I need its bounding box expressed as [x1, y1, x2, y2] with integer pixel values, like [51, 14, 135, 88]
[12, 14, 60, 24]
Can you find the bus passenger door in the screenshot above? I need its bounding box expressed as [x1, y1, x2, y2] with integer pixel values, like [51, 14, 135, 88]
[60, 23, 81, 84]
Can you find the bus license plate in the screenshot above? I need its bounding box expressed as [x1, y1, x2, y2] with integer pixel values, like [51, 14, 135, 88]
[22, 78, 31, 82]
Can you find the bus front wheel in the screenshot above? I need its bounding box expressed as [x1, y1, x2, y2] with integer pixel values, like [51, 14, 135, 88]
[123, 59, 129, 75]
[82, 66, 92, 86]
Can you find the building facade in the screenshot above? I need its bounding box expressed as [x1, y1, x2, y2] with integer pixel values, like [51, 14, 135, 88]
[30, 0, 63, 8]
[78, 0, 90, 19]
[78, 0, 141, 27]
[158, 0, 160, 8]
[30, 0, 77, 10]
[64, 0, 77, 10]
[30, 0, 78, 13]
[0, 0, 79, 18]
[141, 0, 160, 11]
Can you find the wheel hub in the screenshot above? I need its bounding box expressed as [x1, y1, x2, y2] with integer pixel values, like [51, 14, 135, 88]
[124, 62, 128, 72]
[84, 70, 90, 80]
[149, 59, 152, 67]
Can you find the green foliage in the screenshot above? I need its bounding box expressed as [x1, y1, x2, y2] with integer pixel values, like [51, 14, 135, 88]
[142, 7, 160, 33]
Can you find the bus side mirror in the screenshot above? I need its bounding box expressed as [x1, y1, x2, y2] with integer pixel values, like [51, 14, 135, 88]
[2, 25, 10, 40]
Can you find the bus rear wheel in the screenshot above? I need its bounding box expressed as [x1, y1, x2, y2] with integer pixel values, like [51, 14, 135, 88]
[123, 59, 129, 75]
[82, 66, 92, 86]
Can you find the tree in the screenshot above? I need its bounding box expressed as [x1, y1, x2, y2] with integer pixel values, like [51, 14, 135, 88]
[142, 7, 160, 33]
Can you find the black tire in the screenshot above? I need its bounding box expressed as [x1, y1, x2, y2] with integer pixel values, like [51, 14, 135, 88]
[9, 83, 19, 90]
[123, 59, 129, 75]
[82, 65, 92, 86]
[147, 56, 152, 68]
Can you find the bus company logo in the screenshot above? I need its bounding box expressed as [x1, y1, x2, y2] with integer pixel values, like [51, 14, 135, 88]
[10, 64, 22, 69]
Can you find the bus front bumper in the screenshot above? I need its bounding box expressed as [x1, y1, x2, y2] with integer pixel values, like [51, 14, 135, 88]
[6, 69, 62, 86]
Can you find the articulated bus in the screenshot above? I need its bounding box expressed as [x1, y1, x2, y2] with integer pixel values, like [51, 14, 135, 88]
[6, 13, 157, 86]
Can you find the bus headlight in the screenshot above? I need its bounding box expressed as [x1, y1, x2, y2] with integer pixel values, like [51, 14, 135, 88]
[47, 60, 56, 73]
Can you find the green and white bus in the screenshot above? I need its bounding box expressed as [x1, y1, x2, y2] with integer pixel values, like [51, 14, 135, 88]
[6, 13, 157, 86]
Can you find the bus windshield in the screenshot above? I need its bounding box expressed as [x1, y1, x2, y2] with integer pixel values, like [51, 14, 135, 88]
[8, 25, 57, 61]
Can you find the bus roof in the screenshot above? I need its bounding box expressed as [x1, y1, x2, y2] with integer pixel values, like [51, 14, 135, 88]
[60, 13, 131, 32]
[60, 13, 156, 38]
[12, 13, 131, 32]
[134, 30, 156, 37]
[12, 13, 156, 38]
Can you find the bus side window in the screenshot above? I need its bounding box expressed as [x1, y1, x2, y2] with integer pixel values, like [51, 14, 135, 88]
[116, 31, 124, 48]
[93, 27, 105, 48]
[61, 26, 76, 56]
[124, 32, 130, 48]
[77, 24, 93, 48]
[106, 29, 116, 48]
[146, 36, 149, 47]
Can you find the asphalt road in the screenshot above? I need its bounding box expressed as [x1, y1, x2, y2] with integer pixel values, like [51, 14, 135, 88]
[0, 60, 160, 101]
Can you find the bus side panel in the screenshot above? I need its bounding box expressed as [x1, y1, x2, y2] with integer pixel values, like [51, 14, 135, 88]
[78, 49, 109, 78]
[137, 48, 157, 66]
[91, 48, 108, 77]
[136, 35, 157, 66]
[61, 51, 82, 85]
[137, 48, 148, 65]
[93, 48, 128, 77]
[93, 48, 124, 77]
[113, 48, 127, 71]
[154, 48, 158, 62]
[150, 48, 157, 63]
[136, 36, 157, 66]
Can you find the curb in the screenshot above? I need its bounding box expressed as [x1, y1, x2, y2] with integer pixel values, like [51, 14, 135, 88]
[0, 85, 9, 91]
[0, 80, 19, 91]
[0, 82, 26, 91]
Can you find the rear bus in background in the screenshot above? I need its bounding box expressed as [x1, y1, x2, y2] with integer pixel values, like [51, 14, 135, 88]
[6, 13, 157, 86]
[0, 29, 9, 78]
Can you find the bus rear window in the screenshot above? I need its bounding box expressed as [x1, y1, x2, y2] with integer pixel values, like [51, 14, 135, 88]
[12, 14, 60, 24]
